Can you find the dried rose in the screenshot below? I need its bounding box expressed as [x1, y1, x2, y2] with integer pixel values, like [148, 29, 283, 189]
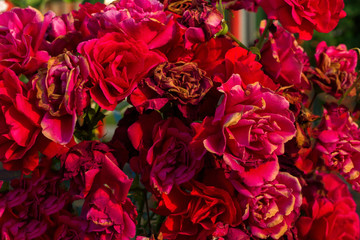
[180, 0, 223, 48]
[34, 51, 89, 144]
[311, 41, 358, 98]
[130, 61, 213, 118]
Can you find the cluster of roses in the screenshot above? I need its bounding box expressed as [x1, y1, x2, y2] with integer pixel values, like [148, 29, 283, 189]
[0, 0, 359, 239]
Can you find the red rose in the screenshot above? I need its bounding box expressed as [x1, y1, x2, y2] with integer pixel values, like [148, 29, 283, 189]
[297, 173, 360, 240]
[260, 0, 346, 40]
[78, 32, 166, 110]
[0, 67, 65, 173]
[260, 21, 310, 90]
[128, 112, 204, 194]
[156, 172, 242, 239]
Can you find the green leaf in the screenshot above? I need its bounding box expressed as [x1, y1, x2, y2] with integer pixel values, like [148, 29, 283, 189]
[250, 46, 261, 60]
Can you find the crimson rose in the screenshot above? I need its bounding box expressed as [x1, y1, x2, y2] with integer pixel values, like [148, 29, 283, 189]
[78, 32, 165, 110]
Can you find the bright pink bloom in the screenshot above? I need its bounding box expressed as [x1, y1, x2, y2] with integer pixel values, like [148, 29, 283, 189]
[87, 0, 177, 49]
[232, 172, 302, 239]
[315, 104, 360, 191]
[224, 47, 278, 90]
[199, 74, 296, 186]
[0, 7, 53, 75]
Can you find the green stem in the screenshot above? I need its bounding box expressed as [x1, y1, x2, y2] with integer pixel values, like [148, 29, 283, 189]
[338, 75, 360, 105]
[226, 32, 249, 50]
[144, 189, 152, 236]
[308, 91, 319, 109]
[255, 19, 273, 50]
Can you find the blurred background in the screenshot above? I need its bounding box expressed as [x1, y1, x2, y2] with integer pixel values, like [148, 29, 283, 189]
[1, 0, 359, 51]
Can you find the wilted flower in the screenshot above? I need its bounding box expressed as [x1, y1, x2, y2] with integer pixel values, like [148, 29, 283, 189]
[310, 41, 358, 98]
[34, 51, 89, 144]
[130, 61, 213, 118]
[180, 0, 223, 48]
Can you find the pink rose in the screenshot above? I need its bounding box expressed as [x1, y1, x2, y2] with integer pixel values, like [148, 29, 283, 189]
[0, 7, 53, 75]
[78, 32, 165, 110]
[259, 0, 346, 40]
[224, 47, 278, 90]
[233, 172, 302, 239]
[87, 0, 177, 49]
[199, 74, 296, 186]
[315, 104, 360, 191]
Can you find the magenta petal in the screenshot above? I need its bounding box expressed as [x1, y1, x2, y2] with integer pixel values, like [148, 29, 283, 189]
[204, 128, 226, 155]
[41, 112, 75, 144]
[241, 158, 279, 186]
